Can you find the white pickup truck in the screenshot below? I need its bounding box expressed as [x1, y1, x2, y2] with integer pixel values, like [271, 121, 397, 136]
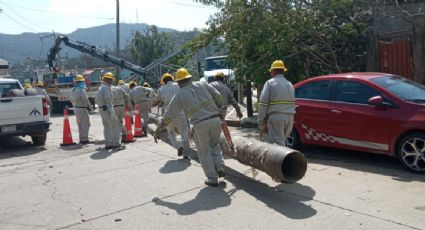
[0, 79, 51, 145]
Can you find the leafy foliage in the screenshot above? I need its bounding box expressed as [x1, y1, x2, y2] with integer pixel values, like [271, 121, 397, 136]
[126, 25, 174, 67]
[191, 0, 373, 85]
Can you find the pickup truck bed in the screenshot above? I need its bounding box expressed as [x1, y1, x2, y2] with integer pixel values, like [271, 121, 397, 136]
[0, 79, 51, 145]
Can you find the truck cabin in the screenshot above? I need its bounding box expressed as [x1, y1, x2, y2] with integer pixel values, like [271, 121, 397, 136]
[204, 56, 232, 84]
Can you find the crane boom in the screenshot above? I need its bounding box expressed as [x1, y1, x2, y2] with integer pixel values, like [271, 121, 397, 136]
[47, 35, 146, 76]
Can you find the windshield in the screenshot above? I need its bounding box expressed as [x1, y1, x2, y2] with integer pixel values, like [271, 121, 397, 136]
[205, 57, 229, 71]
[372, 75, 425, 103]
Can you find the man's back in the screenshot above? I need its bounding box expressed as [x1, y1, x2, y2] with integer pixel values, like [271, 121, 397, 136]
[260, 75, 295, 115]
[164, 81, 222, 124]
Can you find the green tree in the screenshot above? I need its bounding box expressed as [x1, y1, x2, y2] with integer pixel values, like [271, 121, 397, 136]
[126, 25, 174, 67]
[192, 0, 372, 85]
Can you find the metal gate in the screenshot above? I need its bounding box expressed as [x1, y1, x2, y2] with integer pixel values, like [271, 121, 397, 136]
[379, 40, 413, 80]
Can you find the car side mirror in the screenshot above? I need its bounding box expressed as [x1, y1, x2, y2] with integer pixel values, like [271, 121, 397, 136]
[368, 96, 386, 107]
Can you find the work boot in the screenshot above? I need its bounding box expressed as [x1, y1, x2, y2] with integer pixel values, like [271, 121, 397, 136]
[204, 180, 219, 187]
[113, 145, 126, 151]
[177, 147, 184, 156]
[218, 169, 226, 178]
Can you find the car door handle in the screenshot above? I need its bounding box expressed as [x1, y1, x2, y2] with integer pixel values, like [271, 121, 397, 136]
[0, 98, 13, 103]
[331, 109, 342, 115]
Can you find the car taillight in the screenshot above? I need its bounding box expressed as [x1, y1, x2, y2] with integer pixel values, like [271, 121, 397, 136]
[42, 98, 49, 116]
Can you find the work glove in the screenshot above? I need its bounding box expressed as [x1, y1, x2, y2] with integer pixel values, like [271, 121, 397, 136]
[236, 107, 243, 119]
[102, 105, 107, 111]
[154, 120, 164, 143]
[257, 118, 264, 131]
[219, 112, 225, 121]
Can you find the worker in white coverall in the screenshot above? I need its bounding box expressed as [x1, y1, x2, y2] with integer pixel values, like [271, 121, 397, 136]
[118, 80, 130, 94]
[152, 73, 190, 158]
[129, 82, 156, 136]
[71, 75, 92, 144]
[35, 81, 52, 107]
[112, 84, 129, 141]
[154, 68, 225, 187]
[258, 60, 295, 146]
[210, 72, 243, 118]
[96, 72, 125, 150]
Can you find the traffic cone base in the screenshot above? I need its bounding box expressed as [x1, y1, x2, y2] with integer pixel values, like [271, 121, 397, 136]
[133, 105, 145, 138]
[60, 108, 76, 146]
[123, 107, 136, 143]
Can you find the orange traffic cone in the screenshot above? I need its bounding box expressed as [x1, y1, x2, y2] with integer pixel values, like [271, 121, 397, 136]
[133, 105, 144, 137]
[60, 108, 76, 146]
[122, 107, 135, 143]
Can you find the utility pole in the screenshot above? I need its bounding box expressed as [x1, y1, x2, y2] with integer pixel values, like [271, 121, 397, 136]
[116, 0, 120, 81]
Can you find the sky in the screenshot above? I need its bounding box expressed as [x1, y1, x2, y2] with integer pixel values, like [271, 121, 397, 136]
[0, 0, 218, 34]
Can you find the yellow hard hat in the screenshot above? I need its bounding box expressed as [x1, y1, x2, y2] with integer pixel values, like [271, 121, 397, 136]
[36, 81, 44, 87]
[75, 75, 85, 82]
[161, 73, 174, 83]
[129, 81, 137, 88]
[103, 72, 115, 80]
[214, 72, 225, 79]
[118, 80, 125, 85]
[143, 82, 150, 87]
[269, 60, 288, 72]
[175, 68, 192, 82]
[24, 83, 32, 89]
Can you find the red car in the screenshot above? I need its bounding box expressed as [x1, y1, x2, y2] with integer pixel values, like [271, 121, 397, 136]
[287, 73, 425, 173]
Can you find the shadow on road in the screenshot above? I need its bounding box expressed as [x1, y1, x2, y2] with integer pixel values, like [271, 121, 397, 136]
[90, 148, 116, 160]
[300, 145, 425, 183]
[0, 137, 46, 159]
[152, 185, 231, 215]
[225, 167, 317, 219]
[159, 159, 191, 174]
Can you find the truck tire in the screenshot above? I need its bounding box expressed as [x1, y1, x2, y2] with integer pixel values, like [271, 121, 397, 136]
[32, 134, 47, 146]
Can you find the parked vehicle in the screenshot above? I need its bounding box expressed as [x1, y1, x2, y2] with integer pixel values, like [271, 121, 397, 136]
[0, 59, 9, 78]
[287, 73, 425, 173]
[201, 55, 238, 95]
[0, 78, 50, 145]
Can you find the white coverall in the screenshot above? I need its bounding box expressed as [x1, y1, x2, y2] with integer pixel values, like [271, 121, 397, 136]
[112, 86, 129, 138]
[258, 74, 295, 146]
[129, 86, 156, 134]
[155, 81, 190, 156]
[35, 87, 52, 106]
[71, 87, 91, 142]
[210, 80, 241, 115]
[162, 81, 224, 183]
[96, 82, 122, 148]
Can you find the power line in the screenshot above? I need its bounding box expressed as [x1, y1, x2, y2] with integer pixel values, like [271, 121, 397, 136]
[0, 0, 51, 31]
[1, 11, 39, 32]
[3, 1, 115, 20]
[169, 1, 216, 9]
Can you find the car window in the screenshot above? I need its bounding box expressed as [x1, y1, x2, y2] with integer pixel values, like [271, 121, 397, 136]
[295, 80, 331, 100]
[371, 75, 425, 103]
[0, 82, 21, 97]
[335, 81, 380, 104]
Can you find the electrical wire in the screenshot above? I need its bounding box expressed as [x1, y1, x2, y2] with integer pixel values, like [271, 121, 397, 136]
[169, 1, 216, 9]
[0, 0, 51, 31]
[1, 11, 39, 32]
[2, 1, 114, 20]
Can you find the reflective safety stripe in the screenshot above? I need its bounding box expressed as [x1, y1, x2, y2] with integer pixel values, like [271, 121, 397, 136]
[186, 99, 214, 118]
[269, 100, 295, 105]
[259, 100, 294, 106]
[163, 115, 173, 123]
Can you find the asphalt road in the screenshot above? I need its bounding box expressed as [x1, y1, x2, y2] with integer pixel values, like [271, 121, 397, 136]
[0, 112, 424, 230]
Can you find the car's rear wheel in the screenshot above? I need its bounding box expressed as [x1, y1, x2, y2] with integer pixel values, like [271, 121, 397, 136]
[31, 134, 47, 146]
[286, 128, 301, 150]
[397, 133, 425, 174]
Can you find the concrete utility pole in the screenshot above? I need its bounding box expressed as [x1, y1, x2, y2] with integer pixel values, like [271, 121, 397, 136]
[116, 0, 120, 80]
